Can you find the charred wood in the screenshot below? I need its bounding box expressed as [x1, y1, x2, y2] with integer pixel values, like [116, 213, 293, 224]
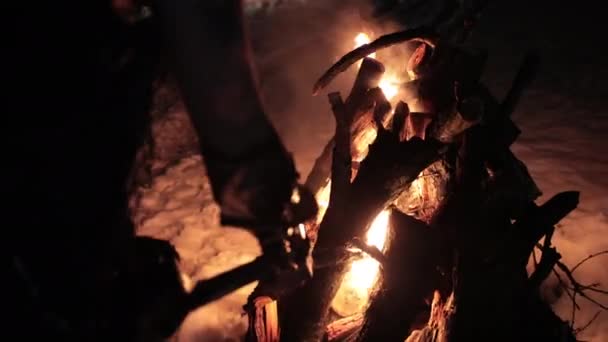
[355, 210, 449, 342]
[306, 57, 386, 195]
[278, 90, 442, 342]
[313, 28, 438, 95]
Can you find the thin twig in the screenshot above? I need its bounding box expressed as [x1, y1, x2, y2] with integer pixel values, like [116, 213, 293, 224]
[555, 260, 608, 310]
[551, 267, 579, 328]
[575, 311, 601, 335]
[552, 268, 580, 309]
[350, 237, 388, 266]
[572, 291, 578, 329]
[535, 243, 608, 330]
[564, 282, 608, 296]
[572, 250, 608, 273]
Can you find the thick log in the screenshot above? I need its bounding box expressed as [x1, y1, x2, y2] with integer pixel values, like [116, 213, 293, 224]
[279, 104, 442, 342]
[246, 297, 280, 342]
[356, 210, 448, 342]
[305, 140, 334, 197]
[328, 92, 351, 200]
[305, 58, 385, 194]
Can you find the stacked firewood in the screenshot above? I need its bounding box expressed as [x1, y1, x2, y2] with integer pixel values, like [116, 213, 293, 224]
[246, 24, 607, 342]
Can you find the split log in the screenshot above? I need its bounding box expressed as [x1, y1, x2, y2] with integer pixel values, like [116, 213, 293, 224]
[323, 313, 364, 342]
[246, 297, 280, 342]
[404, 291, 455, 342]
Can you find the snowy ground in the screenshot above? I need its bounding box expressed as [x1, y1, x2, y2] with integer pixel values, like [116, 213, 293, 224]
[473, 3, 608, 340]
[132, 1, 608, 341]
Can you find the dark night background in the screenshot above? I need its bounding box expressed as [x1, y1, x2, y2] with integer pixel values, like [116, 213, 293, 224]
[6, 0, 607, 340]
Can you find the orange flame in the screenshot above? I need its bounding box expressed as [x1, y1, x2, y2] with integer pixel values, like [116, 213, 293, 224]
[328, 32, 403, 316]
[354, 32, 399, 101]
[353, 33, 376, 58]
[331, 210, 390, 316]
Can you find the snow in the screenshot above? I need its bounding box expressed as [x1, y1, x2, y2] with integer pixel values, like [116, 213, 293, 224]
[132, 0, 608, 340]
[471, 2, 608, 340]
[133, 153, 262, 341]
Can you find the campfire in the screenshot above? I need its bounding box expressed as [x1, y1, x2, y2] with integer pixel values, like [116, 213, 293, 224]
[245, 21, 608, 342]
[18, 1, 608, 341]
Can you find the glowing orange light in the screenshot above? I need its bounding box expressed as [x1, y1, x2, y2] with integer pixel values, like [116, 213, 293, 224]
[353, 33, 376, 58]
[378, 75, 399, 101]
[354, 32, 399, 101]
[331, 210, 390, 316]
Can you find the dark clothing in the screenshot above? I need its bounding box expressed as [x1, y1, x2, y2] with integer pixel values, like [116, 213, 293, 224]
[7, 2, 163, 339]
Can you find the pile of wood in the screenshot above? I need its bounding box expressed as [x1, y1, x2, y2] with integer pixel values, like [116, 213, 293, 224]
[245, 25, 607, 342]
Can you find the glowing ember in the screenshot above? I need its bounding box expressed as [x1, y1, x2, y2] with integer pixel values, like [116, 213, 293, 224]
[331, 210, 390, 316]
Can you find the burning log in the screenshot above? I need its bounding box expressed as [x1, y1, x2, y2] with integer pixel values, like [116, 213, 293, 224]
[305, 57, 385, 197]
[351, 133, 579, 341]
[279, 136, 441, 341]
[246, 296, 280, 342]
[245, 56, 388, 342]
[331, 32, 596, 342]
[354, 210, 448, 341]
[313, 28, 438, 95]
[277, 64, 443, 341]
[249, 21, 605, 342]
